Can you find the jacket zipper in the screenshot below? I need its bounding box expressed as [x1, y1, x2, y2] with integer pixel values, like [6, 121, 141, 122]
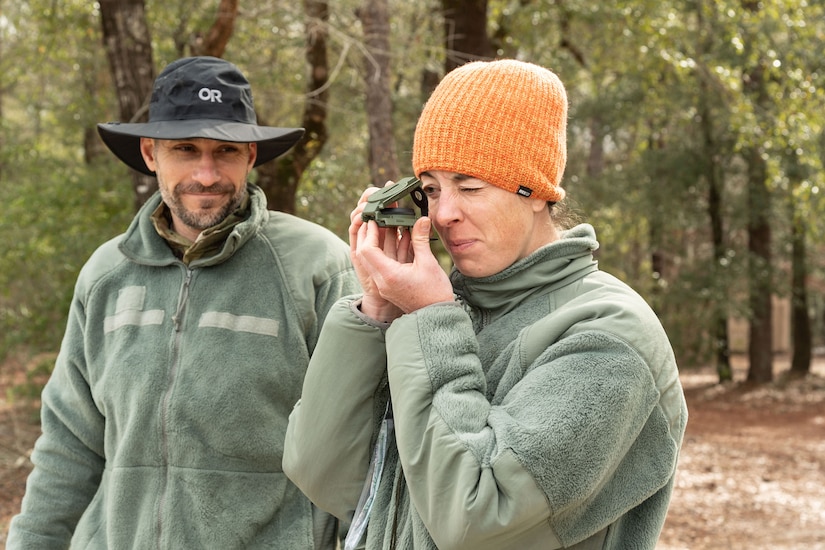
[479, 308, 492, 330]
[156, 267, 193, 548]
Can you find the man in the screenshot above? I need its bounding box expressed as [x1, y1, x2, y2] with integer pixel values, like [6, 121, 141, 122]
[7, 56, 359, 549]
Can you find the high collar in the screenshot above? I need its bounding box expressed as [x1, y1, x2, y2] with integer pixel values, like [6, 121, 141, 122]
[450, 224, 600, 314]
[119, 184, 268, 268]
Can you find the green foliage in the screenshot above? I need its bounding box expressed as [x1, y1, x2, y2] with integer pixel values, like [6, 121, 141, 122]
[0, 154, 133, 359]
[0, 0, 131, 361]
[1, 0, 825, 373]
[6, 353, 56, 404]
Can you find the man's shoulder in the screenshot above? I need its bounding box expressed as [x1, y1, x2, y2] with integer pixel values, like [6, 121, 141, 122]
[73, 234, 129, 295]
[251, 211, 358, 300]
[259, 210, 349, 252]
[84, 232, 125, 265]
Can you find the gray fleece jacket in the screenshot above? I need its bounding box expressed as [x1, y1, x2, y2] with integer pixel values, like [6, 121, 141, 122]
[284, 223, 688, 549]
[7, 185, 360, 549]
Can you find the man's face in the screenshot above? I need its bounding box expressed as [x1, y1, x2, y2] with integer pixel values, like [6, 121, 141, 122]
[140, 137, 257, 241]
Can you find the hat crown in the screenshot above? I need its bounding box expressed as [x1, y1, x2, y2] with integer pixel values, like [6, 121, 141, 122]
[149, 56, 257, 124]
[96, 56, 306, 176]
[413, 59, 568, 203]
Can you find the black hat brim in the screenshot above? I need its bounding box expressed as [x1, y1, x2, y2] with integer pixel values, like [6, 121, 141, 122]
[97, 119, 305, 176]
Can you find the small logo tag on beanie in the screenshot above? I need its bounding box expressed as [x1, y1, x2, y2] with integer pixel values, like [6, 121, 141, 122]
[517, 185, 533, 197]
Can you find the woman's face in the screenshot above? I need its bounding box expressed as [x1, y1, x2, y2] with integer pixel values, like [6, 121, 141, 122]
[420, 170, 555, 278]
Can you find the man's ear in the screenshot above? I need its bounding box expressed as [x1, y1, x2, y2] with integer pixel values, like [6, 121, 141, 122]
[248, 142, 258, 169]
[139, 137, 157, 172]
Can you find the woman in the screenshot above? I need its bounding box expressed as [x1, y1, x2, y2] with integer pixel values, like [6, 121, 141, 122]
[284, 59, 688, 550]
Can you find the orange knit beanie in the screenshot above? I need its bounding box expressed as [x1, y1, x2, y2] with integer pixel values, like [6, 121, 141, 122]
[412, 59, 567, 202]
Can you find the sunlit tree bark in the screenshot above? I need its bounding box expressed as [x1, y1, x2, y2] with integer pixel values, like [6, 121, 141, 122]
[98, 0, 156, 210]
[696, 0, 732, 382]
[441, 0, 495, 73]
[188, 0, 238, 57]
[357, 0, 400, 187]
[741, 4, 773, 383]
[256, 0, 329, 213]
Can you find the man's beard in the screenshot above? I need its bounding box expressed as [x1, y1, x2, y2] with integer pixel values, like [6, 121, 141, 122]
[160, 180, 246, 233]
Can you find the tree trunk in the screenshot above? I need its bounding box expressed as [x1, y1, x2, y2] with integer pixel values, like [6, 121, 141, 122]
[98, 0, 157, 210]
[357, 0, 400, 187]
[440, 0, 495, 73]
[707, 163, 732, 381]
[790, 212, 812, 376]
[696, 1, 732, 382]
[0, 27, 4, 182]
[255, 0, 329, 213]
[188, 0, 238, 57]
[741, 0, 773, 386]
[787, 147, 813, 376]
[745, 143, 773, 384]
[697, 85, 732, 380]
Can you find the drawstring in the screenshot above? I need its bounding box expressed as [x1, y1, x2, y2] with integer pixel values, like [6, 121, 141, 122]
[344, 402, 394, 550]
[388, 470, 405, 550]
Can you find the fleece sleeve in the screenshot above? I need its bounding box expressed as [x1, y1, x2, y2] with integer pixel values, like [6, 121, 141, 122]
[385, 303, 675, 550]
[283, 298, 391, 521]
[6, 292, 105, 549]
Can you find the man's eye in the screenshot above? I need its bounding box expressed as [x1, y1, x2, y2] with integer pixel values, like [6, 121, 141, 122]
[217, 146, 245, 157]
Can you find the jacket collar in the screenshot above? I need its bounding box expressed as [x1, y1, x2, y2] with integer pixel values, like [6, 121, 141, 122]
[119, 183, 268, 268]
[450, 223, 600, 313]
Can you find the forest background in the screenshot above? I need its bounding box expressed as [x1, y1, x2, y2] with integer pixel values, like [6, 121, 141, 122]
[3, 0, 825, 386]
[1, 1, 825, 547]
[1, 0, 825, 382]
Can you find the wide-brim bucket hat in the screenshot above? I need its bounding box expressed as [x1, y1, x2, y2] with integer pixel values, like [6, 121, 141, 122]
[97, 56, 305, 176]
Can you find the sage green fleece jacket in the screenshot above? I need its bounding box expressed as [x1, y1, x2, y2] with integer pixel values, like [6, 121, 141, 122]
[7, 185, 360, 549]
[284, 224, 688, 549]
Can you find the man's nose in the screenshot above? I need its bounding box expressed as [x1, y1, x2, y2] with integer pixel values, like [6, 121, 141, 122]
[192, 154, 221, 186]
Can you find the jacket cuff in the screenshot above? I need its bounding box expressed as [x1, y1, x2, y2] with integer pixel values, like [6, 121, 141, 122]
[350, 298, 393, 330]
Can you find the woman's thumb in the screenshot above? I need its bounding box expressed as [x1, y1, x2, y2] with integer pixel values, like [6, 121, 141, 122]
[412, 217, 432, 247]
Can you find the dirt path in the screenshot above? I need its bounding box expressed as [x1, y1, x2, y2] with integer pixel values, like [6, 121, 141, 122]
[659, 360, 825, 549]
[2, 357, 824, 548]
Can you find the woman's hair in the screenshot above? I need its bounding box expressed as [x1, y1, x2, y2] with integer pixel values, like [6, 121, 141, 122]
[548, 200, 581, 230]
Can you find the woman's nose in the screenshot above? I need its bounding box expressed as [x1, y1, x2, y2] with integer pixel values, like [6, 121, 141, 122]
[431, 190, 462, 226]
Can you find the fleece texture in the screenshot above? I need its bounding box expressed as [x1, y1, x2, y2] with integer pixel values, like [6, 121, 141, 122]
[7, 185, 360, 549]
[284, 224, 688, 550]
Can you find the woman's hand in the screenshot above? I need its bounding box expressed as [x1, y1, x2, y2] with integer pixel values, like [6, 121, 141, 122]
[356, 215, 454, 316]
[349, 184, 411, 322]
[349, 181, 454, 321]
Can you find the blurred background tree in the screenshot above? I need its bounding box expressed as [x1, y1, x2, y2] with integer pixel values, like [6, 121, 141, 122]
[1, 0, 824, 387]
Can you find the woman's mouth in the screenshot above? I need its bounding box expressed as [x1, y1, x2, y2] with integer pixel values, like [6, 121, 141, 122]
[446, 239, 476, 254]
